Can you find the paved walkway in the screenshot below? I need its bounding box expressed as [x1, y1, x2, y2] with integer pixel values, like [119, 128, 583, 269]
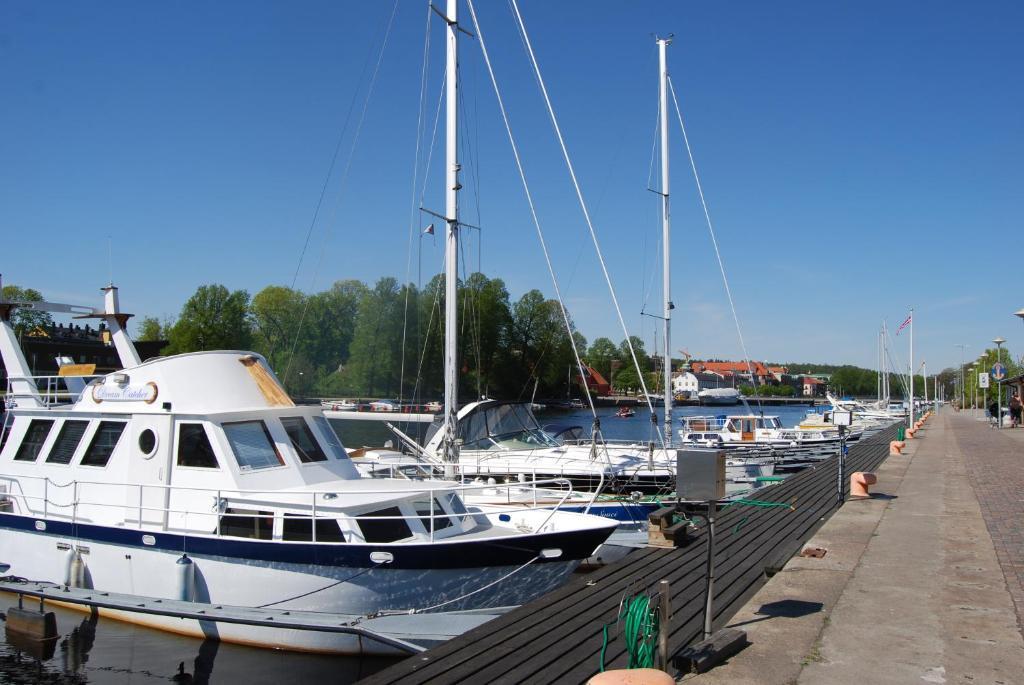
[949, 412, 1024, 631]
[685, 412, 1024, 684]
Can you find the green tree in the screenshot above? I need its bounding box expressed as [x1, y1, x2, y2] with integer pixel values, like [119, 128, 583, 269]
[461, 273, 513, 399]
[136, 315, 165, 339]
[618, 336, 650, 374]
[613, 364, 640, 393]
[587, 337, 618, 381]
[165, 284, 252, 354]
[343, 277, 405, 397]
[1, 285, 53, 336]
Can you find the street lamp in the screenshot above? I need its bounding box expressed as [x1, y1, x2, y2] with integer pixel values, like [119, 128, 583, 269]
[1016, 309, 1024, 363]
[969, 366, 976, 416]
[955, 343, 968, 411]
[994, 337, 1006, 428]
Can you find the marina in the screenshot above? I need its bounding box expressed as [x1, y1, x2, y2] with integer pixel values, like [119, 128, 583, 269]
[2, 0, 1021, 683]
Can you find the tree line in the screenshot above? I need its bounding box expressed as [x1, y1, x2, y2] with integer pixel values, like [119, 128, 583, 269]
[6, 280, 952, 401]
[135, 274, 605, 400]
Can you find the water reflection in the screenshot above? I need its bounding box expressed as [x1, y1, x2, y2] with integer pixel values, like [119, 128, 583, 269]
[0, 600, 400, 684]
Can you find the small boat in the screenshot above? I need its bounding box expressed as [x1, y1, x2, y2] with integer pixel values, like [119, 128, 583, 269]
[320, 398, 357, 412]
[615, 407, 635, 418]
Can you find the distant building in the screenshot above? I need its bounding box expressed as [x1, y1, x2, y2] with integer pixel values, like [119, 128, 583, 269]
[800, 376, 827, 397]
[672, 371, 699, 397]
[768, 366, 789, 383]
[691, 361, 774, 388]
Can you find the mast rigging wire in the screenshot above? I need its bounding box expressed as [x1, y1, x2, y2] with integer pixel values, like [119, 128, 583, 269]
[504, 0, 664, 446]
[667, 75, 764, 411]
[464, 0, 601, 428]
[282, 0, 401, 388]
[399, 0, 436, 406]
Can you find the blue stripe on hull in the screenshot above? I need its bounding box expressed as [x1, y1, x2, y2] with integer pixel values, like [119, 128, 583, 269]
[0, 513, 609, 571]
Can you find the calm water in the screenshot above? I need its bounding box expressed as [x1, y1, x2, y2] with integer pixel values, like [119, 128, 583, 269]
[0, 402, 812, 683]
[0, 600, 399, 684]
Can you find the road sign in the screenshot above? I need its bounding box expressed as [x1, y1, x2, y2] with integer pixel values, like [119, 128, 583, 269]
[979, 372, 990, 388]
[992, 363, 1007, 381]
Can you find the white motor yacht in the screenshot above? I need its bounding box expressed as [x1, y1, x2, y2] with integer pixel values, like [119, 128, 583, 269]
[0, 287, 616, 655]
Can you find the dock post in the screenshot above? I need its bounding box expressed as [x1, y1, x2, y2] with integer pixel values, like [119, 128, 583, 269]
[658, 579, 670, 670]
[703, 500, 717, 639]
[837, 425, 847, 508]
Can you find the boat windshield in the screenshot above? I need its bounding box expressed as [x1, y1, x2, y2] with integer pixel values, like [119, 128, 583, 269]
[459, 403, 558, 450]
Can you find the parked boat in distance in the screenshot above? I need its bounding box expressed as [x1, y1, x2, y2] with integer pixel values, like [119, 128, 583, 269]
[698, 388, 741, 406]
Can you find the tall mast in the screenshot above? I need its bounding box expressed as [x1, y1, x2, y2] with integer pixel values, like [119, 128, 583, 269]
[443, 0, 461, 467]
[657, 36, 673, 445]
[877, 329, 881, 403]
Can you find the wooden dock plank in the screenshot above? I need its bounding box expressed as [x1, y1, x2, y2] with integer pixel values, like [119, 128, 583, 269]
[362, 424, 899, 685]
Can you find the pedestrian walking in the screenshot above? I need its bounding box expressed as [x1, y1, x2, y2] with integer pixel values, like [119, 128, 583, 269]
[1010, 392, 1022, 428]
[989, 400, 1000, 427]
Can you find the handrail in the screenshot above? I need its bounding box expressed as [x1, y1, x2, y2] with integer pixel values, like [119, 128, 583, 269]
[0, 473, 579, 543]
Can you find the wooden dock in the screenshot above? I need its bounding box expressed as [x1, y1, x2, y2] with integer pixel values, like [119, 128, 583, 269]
[361, 424, 900, 685]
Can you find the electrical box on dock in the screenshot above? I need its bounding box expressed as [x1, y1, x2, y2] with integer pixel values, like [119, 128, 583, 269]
[676, 449, 726, 501]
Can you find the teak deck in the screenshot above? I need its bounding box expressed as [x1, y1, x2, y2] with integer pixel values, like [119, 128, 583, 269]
[362, 424, 900, 685]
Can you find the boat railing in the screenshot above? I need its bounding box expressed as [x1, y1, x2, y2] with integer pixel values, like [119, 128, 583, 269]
[677, 416, 730, 431]
[0, 473, 578, 543]
[4, 374, 103, 408]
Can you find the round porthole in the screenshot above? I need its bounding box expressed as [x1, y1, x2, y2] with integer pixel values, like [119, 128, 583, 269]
[138, 429, 158, 458]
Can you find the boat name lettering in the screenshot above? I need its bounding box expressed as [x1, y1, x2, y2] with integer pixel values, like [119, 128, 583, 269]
[93, 382, 159, 404]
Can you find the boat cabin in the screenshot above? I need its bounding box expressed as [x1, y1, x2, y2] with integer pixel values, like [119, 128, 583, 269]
[1, 351, 483, 544]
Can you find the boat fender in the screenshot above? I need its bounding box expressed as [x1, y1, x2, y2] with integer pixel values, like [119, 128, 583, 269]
[175, 554, 195, 602]
[64, 549, 86, 589]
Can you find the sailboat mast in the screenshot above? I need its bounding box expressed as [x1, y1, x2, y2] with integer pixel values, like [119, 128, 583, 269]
[443, 0, 461, 466]
[658, 36, 673, 445]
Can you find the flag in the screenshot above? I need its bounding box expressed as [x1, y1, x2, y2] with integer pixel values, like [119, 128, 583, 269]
[422, 223, 435, 235]
[896, 312, 912, 336]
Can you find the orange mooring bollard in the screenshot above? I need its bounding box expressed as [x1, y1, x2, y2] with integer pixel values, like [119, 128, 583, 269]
[906, 428, 916, 439]
[850, 472, 877, 498]
[889, 440, 902, 455]
[588, 669, 675, 685]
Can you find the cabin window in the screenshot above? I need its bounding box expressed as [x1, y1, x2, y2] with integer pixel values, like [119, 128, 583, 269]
[177, 423, 219, 469]
[138, 429, 157, 455]
[46, 420, 89, 465]
[14, 419, 55, 462]
[444, 492, 474, 526]
[282, 513, 346, 542]
[81, 421, 127, 467]
[281, 417, 327, 463]
[223, 421, 284, 471]
[312, 416, 349, 459]
[412, 497, 454, 533]
[219, 508, 272, 540]
[359, 506, 412, 543]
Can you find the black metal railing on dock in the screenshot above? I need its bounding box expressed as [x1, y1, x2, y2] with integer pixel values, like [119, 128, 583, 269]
[360, 423, 901, 685]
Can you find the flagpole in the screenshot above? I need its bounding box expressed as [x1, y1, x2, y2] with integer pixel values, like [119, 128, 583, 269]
[908, 308, 914, 428]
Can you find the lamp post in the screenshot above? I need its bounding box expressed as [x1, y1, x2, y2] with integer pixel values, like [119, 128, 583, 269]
[955, 343, 968, 411]
[1016, 309, 1024, 363]
[969, 366, 976, 417]
[994, 337, 1006, 428]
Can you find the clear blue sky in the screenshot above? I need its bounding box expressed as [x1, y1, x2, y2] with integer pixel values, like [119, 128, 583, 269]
[2, 1, 1021, 374]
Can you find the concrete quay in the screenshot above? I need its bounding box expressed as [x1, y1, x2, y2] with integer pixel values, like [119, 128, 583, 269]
[683, 411, 1024, 684]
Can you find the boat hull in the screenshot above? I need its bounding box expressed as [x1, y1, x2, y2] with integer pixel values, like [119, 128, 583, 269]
[0, 514, 597, 654]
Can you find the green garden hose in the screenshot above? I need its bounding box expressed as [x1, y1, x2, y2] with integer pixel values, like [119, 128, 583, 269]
[599, 592, 660, 671]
